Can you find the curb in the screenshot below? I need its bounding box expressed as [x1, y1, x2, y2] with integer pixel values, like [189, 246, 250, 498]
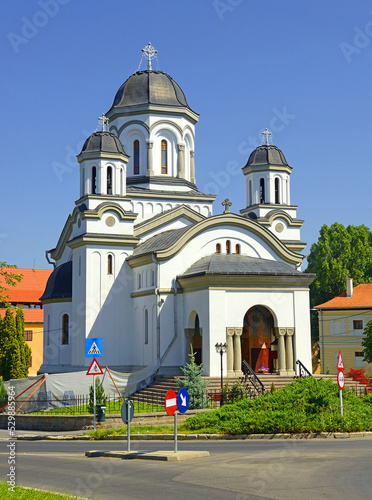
[15, 431, 372, 441]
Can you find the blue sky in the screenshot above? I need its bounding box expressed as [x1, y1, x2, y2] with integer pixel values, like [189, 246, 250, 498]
[1, 0, 371, 269]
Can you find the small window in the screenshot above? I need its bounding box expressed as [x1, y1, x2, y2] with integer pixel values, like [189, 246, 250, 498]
[275, 178, 280, 204]
[134, 140, 140, 175]
[235, 244, 241, 254]
[108, 255, 113, 275]
[353, 320, 363, 330]
[216, 243, 221, 254]
[259, 178, 265, 204]
[107, 166, 113, 195]
[138, 273, 142, 289]
[161, 140, 167, 174]
[62, 314, 69, 345]
[151, 269, 155, 287]
[226, 240, 231, 254]
[144, 309, 149, 345]
[29, 357, 32, 367]
[92, 167, 97, 194]
[25, 330, 33, 341]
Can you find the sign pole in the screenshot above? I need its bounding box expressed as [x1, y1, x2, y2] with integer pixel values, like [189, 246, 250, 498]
[93, 374, 96, 431]
[339, 388, 343, 416]
[174, 411, 178, 453]
[127, 401, 131, 453]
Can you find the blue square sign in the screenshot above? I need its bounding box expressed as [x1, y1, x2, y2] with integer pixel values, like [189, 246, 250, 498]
[86, 338, 103, 357]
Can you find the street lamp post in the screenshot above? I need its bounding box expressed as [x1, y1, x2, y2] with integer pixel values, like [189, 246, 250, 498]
[215, 342, 228, 403]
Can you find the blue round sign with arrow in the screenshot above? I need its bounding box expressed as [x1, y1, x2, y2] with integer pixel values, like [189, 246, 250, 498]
[177, 387, 189, 414]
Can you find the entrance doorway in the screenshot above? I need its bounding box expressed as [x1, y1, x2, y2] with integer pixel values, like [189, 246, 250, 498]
[241, 306, 275, 373]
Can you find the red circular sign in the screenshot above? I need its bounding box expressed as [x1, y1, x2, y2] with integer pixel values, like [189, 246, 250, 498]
[337, 370, 345, 390]
[164, 389, 177, 416]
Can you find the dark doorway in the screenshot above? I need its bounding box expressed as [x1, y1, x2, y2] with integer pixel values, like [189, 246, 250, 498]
[241, 306, 274, 373]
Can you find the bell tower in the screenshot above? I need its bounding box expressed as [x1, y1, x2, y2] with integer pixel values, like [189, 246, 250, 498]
[240, 129, 306, 254]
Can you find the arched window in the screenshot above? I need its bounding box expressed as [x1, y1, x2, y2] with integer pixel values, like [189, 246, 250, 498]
[216, 243, 221, 254]
[138, 273, 142, 289]
[120, 168, 123, 195]
[107, 255, 113, 275]
[275, 178, 280, 204]
[161, 140, 167, 174]
[226, 240, 231, 254]
[144, 309, 149, 344]
[107, 166, 112, 195]
[248, 179, 252, 206]
[151, 269, 155, 287]
[259, 178, 265, 203]
[92, 167, 97, 194]
[62, 314, 69, 345]
[236, 244, 241, 254]
[134, 140, 140, 175]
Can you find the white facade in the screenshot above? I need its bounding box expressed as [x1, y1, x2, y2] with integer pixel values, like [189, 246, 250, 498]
[40, 59, 314, 379]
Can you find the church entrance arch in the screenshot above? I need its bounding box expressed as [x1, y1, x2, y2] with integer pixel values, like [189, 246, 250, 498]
[185, 311, 202, 365]
[241, 306, 275, 373]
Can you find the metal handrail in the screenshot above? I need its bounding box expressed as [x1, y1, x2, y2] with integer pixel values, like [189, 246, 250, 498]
[241, 360, 265, 395]
[296, 359, 312, 378]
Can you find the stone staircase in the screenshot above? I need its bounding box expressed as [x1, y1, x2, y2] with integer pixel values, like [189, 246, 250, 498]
[132, 372, 367, 401]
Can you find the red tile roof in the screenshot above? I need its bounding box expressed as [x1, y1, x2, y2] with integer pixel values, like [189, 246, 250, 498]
[0, 268, 52, 303]
[0, 308, 44, 322]
[315, 284, 372, 309]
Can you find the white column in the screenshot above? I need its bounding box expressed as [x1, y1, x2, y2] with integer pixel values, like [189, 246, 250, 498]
[226, 328, 234, 375]
[286, 328, 295, 376]
[177, 144, 185, 179]
[276, 327, 287, 375]
[146, 141, 154, 176]
[234, 327, 243, 375]
[190, 150, 195, 184]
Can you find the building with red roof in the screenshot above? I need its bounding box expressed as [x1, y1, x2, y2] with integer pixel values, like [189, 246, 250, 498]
[0, 268, 52, 375]
[314, 279, 372, 375]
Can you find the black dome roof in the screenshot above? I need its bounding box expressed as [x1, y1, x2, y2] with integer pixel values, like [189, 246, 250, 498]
[80, 131, 126, 156]
[245, 144, 288, 167]
[40, 261, 72, 301]
[109, 70, 191, 110]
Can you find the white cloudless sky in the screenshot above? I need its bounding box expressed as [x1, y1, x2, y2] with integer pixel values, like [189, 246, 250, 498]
[1, 0, 371, 268]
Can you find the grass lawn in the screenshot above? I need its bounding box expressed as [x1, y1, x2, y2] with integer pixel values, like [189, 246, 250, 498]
[0, 481, 93, 499]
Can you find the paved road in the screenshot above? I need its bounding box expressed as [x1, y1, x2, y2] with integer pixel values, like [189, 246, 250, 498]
[1, 438, 372, 500]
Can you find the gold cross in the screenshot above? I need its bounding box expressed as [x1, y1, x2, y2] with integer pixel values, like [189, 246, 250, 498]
[222, 198, 232, 214]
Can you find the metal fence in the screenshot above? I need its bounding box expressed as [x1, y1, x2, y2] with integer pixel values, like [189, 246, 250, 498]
[0, 388, 257, 415]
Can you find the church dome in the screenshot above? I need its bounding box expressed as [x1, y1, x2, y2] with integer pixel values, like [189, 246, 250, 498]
[80, 131, 126, 156]
[109, 70, 191, 110]
[245, 144, 289, 167]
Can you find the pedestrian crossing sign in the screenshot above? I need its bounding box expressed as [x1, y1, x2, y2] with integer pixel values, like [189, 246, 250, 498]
[86, 338, 103, 357]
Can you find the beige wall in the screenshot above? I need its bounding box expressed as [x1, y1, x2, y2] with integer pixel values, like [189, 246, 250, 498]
[24, 321, 44, 376]
[319, 309, 372, 375]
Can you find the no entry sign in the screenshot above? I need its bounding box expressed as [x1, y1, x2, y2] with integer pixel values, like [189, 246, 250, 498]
[164, 389, 177, 416]
[337, 370, 345, 390]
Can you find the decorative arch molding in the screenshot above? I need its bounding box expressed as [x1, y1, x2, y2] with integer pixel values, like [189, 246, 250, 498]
[142, 214, 303, 265]
[150, 120, 183, 142]
[114, 120, 150, 137]
[82, 202, 137, 222]
[182, 125, 195, 143]
[264, 210, 304, 228]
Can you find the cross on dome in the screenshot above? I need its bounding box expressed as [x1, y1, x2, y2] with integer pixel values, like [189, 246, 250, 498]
[97, 113, 109, 131]
[261, 128, 273, 145]
[137, 42, 159, 71]
[222, 198, 232, 214]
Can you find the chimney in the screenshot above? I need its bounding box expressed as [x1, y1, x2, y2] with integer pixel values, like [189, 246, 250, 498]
[346, 278, 353, 298]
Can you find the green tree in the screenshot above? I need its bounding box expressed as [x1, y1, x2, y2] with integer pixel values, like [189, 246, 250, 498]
[362, 321, 372, 364]
[0, 262, 23, 306]
[88, 377, 106, 413]
[0, 307, 30, 380]
[306, 223, 372, 340]
[176, 349, 209, 409]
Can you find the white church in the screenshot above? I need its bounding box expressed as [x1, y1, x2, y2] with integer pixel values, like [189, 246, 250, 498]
[40, 44, 315, 379]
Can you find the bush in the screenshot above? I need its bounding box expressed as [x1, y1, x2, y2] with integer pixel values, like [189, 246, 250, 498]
[183, 377, 372, 434]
